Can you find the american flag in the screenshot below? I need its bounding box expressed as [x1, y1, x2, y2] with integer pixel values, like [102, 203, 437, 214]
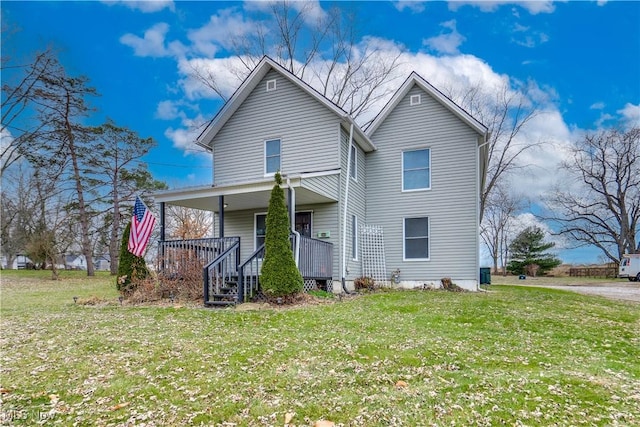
[128, 196, 156, 257]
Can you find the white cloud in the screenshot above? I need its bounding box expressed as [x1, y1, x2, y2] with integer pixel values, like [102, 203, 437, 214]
[448, 1, 555, 14]
[590, 102, 605, 110]
[156, 100, 182, 120]
[423, 20, 466, 55]
[242, 0, 327, 25]
[120, 22, 171, 57]
[101, 0, 174, 13]
[618, 103, 640, 128]
[177, 56, 251, 101]
[187, 8, 258, 57]
[394, 1, 427, 13]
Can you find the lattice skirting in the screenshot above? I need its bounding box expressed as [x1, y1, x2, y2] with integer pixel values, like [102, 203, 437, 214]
[303, 279, 332, 292]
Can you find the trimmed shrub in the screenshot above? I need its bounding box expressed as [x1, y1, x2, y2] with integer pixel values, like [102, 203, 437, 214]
[260, 172, 303, 299]
[116, 221, 150, 295]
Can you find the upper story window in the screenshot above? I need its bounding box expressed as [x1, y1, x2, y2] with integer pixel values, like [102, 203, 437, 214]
[350, 145, 357, 180]
[265, 139, 281, 175]
[266, 79, 277, 92]
[410, 94, 421, 106]
[402, 148, 430, 191]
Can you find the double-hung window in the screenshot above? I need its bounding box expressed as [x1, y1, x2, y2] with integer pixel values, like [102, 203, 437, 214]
[265, 139, 281, 175]
[402, 148, 430, 191]
[404, 217, 429, 260]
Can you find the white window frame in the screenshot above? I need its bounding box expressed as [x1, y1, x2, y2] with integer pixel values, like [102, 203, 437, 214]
[350, 145, 357, 181]
[264, 138, 281, 176]
[266, 79, 277, 92]
[410, 94, 421, 106]
[351, 214, 358, 260]
[403, 216, 430, 261]
[402, 148, 431, 192]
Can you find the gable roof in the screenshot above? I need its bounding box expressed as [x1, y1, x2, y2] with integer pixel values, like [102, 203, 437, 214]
[365, 72, 488, 139]
[196, 56, 376, 152]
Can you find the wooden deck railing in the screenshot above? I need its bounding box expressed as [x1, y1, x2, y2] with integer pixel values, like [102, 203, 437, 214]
[297, 235, 333, 279]
[158, 237, 240, 277]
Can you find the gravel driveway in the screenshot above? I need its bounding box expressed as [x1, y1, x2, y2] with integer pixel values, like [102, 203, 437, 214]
[513, 281, 640, 303]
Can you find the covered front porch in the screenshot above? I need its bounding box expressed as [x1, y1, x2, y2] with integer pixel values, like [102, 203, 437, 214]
[154, 173, 338, 306]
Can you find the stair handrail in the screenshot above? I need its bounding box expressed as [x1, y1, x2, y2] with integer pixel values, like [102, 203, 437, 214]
[203, 240, 240, 305]
[238, 243, 265, 303]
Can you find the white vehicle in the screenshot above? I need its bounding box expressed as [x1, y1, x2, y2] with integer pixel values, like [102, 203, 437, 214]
[619, 254, 640, 282]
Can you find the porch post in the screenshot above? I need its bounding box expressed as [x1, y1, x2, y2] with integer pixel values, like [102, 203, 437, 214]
[159, 202, 166, 241]
[287, 187, 294, 230]
[218, 195, 224, 238]
[159, 202, 165, 272]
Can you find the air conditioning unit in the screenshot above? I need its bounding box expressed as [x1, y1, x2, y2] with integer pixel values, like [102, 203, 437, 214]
[317, 231, 330, 239]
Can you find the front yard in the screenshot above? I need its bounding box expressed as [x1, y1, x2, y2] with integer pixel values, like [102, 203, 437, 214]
[1, 270, 638, 426]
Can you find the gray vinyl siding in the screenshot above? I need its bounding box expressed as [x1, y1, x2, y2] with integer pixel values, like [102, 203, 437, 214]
[300, 173, 340, 200]
[339, 128, 367, 280]
[212, 70, 341, 185]
[366, 85, 479, 282]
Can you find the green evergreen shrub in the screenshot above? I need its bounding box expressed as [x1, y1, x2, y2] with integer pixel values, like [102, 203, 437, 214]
[117, 221, 150, 295]
[260, 172, 303, 299]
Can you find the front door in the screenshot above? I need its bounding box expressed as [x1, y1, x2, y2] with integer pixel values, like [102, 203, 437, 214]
[255, 211, 313, 249]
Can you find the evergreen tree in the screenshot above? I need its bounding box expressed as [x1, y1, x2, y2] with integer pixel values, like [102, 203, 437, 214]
[116, 221, 149, 295]
[260, 172, 303, 299]
[507, 226, 562, 276]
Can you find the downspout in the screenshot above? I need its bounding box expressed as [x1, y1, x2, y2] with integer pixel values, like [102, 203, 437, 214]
[341, 123, 354, 293]
[287, 177, 300, 267]
[477, 135, 490, 291]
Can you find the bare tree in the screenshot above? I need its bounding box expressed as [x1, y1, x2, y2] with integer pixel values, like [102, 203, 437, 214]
[190, 1, 402, 125]
[481, 183, 523, 274]
[166, 206, 213, 240]
[1, 48, 58, 176]
[544, 127, 640, 263]
[443, 82, 542, 223]
[28, 63, 100, 276]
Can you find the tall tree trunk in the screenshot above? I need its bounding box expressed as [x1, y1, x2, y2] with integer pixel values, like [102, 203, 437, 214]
[64, 91, 95, 276]
[109, 188, 120, 275]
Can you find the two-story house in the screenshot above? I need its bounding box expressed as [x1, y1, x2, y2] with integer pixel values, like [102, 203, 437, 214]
[154, 56, 488, 305]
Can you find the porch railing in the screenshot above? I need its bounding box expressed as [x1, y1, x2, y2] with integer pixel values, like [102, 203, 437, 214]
[203, 240, 241, 306]
[296, 235, 333, 279]
[158, 237, 240, 276]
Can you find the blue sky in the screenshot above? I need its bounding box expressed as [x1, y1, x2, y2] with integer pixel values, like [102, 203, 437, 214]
[3, 0, 639, 263]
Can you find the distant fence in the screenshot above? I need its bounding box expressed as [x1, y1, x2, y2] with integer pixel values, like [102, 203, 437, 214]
[569, 267, 618, 278]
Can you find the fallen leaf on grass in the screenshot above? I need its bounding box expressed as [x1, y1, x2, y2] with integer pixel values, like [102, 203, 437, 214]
[109, 402, 130, 411]
[314, 421, 335, 427]
[395, 380, 408, 388]
[284, 412, 295, 424]
[0, 387, 11, 394]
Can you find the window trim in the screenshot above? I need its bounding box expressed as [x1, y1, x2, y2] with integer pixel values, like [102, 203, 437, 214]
[403, 216, 430, 261]
[264, 138, 281, 176]
[349, 145, 358, 181]
[410, 94, 421, 106]
[401, 148, 431, 192]
[266, 79, 277, 92]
